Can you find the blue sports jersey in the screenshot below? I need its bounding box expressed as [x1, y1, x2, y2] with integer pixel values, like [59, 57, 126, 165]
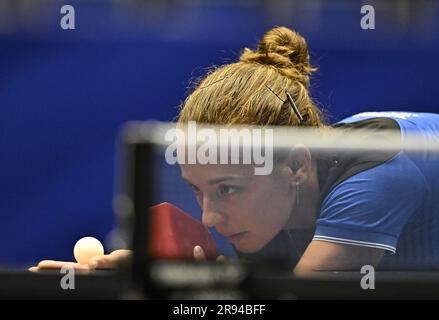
[314, 112, 439, 270]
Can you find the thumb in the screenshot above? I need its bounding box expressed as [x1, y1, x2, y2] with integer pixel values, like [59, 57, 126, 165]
[193, 245, 207, 262]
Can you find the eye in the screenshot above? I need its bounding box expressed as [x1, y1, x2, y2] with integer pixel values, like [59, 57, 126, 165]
[191, 187, 203, 205]
[190, 185, 202, 196]
[218, 185, 239, 197]
[184, 181, 199, 194]
[184, 182, 202, 198]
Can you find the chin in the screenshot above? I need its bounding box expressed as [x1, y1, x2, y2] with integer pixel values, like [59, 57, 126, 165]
[234, 240, 266, 254]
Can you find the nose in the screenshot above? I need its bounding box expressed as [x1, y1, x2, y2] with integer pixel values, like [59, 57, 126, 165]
[201, 197, 224, 228]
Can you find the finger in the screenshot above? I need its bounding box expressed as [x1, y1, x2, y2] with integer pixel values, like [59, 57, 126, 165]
[88, 249, 131, 269]
[37, 260, 89, 271]
[109, 249, 132, 259]
[37, 260, 73, 269]
[216, 255, 228, 263]
[28, 266, 39, 272]
[88, 250, 132, 269]
[193, 245, 207, 262]
[88, 255, 114, 269]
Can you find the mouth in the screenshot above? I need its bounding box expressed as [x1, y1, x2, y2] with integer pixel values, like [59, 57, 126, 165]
[224, 231, 248, 244]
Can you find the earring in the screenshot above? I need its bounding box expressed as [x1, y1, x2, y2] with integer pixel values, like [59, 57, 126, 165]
[296, 182, 300, 206]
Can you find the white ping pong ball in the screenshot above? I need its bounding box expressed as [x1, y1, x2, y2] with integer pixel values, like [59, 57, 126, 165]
[73, 237, 104, 265]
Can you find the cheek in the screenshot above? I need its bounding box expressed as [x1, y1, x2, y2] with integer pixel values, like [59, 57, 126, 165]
[225, 198, 254, 224]
[260, 181, 293, 224]
[245, 187, 292, 231]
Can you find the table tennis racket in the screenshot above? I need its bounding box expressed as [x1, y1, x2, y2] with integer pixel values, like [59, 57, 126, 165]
[149, 202, 218, 260]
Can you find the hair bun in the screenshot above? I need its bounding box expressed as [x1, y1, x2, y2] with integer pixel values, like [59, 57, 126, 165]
[239, 26, 316, 87]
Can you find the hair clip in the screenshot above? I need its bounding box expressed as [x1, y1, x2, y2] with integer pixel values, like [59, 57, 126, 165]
[264, 85, 308, 124]
[285, 91, 307, 123]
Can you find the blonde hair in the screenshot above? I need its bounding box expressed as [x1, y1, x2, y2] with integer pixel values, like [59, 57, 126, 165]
[178, 26, 326, 127]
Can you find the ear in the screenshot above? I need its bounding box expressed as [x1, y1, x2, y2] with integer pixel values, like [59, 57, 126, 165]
[288, 144, 312, 185]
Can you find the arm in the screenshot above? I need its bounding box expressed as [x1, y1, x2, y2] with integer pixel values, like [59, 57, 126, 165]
[293, 240, 385, 276]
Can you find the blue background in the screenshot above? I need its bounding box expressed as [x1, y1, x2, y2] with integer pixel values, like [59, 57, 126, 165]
[1, 1, 438, 267]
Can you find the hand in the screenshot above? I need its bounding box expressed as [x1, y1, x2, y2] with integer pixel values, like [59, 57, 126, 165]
[193, 245, 228, 263]
[28, 249, 132, 272]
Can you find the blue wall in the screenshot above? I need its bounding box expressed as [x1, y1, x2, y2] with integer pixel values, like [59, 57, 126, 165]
[1, 1, 438, 266]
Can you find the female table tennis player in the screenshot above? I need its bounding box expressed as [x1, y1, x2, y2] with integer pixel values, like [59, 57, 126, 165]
[32, 26, 439, 274]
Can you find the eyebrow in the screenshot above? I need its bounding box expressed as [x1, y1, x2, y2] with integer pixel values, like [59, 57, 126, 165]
[207, 176, 242, 185]
[181, 175, 243, 187]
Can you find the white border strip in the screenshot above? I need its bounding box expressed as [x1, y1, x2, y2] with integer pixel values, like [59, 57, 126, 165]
[123, 121, 439, 152]
[313, 235, 396, 253]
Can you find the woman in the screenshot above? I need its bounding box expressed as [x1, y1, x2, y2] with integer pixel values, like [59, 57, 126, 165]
[32, 26, 439, 273]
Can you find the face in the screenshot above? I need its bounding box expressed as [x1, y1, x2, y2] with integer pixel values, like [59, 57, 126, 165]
[180, 163, 296, 253]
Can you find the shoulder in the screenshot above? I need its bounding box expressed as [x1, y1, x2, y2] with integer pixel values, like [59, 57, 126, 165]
[316, 152, 428, 254]
[321, 151, 428, 214]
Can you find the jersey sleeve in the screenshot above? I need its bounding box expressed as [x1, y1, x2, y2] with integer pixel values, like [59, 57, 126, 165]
[314, 152, 428, 254]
